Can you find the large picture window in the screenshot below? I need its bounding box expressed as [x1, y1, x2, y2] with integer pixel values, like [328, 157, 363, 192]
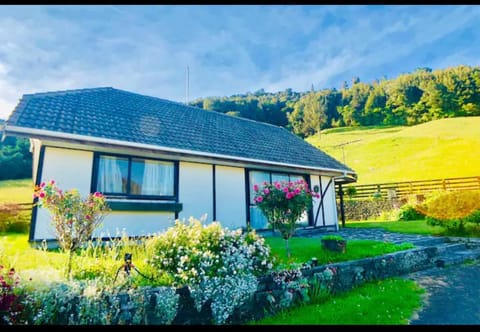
[247, 170, 310, 230]
[94, 153, 176, 199]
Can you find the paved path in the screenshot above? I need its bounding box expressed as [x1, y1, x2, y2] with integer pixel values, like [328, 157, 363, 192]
[295, 227, 480, 325]
[295, 226, 444, 245]
[405, 262, 480, 325]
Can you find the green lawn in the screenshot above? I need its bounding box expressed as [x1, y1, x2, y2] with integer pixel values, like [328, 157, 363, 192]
[307, 117, 480, 185]
[265, 236, 414, 267]
[343, 219, 446, 236]
[250, 278, 424, 325]
[0, 230, 424, 326]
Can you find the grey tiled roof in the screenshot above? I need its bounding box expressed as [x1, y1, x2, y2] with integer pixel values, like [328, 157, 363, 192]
[5, 87, 354, 172]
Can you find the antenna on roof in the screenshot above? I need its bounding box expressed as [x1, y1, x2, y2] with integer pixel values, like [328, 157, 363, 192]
[332, 139, 362, 164]
[185, 65, 189, 105]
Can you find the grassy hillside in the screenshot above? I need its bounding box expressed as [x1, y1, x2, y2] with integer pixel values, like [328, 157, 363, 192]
[0, 178, 33, 203]
[307, 116, 480, 185]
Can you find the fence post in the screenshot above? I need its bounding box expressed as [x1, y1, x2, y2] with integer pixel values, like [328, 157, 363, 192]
[442, 179, 446, 190]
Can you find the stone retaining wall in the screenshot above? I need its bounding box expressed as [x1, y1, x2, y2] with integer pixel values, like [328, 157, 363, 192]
[129, 246, 439, 325]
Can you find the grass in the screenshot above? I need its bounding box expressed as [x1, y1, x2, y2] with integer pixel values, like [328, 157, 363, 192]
[307, 117, 480, 184]
[344, 219, 480, 238]
[0, 178, 33, 203]
[265, 236, 415, 267]
[344, 219, 446, 236]
[250, 278, 425, 325]
[0, 230, 426, 325]
[0, 178, 33, 233]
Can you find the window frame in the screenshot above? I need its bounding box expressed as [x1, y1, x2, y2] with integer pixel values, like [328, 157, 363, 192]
[91, 152, 178, 201]
[245, 169, 313, 229]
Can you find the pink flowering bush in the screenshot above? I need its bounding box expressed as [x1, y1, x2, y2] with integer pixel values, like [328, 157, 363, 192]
[0, 265, 22, 325]
[253, 179, 318, 257]
[34, 180, 110, 279]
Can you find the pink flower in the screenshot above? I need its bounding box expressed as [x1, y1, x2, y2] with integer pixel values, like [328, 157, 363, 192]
[263, 188, 270, 195]
[94, 192, 102, 197]
[39, 192, 45, 198]
[256, 196, 263, 203]
[40, 182, 45, 188]
[85, 215, 91, 220]
[294, 188, 301, 194]
[275, 182, 281, 190]
[286, 192, 293, 200]
[283, 187, 289, 193]
[253, 184, 259, 192]
[50, 180, 55, 185]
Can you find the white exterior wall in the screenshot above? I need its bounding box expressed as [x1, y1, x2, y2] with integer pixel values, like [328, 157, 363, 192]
[94, 212, 175, 237]
[309, 174, 338, 229]
[178, 161, 213, 223]
[30, 139, 42, 182]
[35, 147, 94, 240]
[32, 145, 342, 241]
[321, 176, 338, 229]
[309, 175, 322, 225]
[214, 165, 246, 230]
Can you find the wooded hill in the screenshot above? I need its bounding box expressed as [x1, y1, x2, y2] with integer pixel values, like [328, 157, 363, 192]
[189, 65, 480, 138]
[1, 64, 480, 181]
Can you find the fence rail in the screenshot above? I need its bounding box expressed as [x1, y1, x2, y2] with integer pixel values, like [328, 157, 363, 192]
[339, 175, 480, 200]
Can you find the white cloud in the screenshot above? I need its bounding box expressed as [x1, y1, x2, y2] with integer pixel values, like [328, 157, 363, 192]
[0, 4, 480, 120]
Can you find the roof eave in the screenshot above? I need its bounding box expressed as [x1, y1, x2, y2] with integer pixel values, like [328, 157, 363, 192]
[3, 124, 357, 177]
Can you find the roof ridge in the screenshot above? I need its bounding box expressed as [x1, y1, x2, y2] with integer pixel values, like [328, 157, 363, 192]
[108, 87, 286, 130]
[23, 87, 114, 98]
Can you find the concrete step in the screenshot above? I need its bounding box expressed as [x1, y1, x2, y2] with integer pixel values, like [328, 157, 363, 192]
[409, 237, 449, 247]
[434, 248, 480, 268]
[435, 242, 469, 255]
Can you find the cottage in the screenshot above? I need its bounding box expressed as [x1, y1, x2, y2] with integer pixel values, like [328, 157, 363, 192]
[1, 87, 356, 243]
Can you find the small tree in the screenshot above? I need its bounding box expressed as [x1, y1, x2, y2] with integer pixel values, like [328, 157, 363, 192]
[253, 179, 316, 257]
[34, 180, 110, 279]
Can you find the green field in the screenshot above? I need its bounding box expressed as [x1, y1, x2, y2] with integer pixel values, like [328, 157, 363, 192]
[307, 116, 480, 185]
[0, 178, 33, 203]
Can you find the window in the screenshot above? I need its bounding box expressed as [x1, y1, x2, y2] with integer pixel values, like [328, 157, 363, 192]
[94, 153, 176, 199]
[247, 170, 310, 230]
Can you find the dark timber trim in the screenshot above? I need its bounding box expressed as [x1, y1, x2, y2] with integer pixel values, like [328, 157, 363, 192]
[91, 151, 178, 201]
[174, 161, 179, 219]
[212, 164, 216, 221]
[108, 201, 183, 212]
[338, 184, 346, 227]
[314, 177, 333, 227]
[29, 145, 46, 243]
[244, 168, 250, 228]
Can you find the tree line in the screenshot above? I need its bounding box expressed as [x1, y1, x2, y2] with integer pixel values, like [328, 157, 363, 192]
[189, 65, 480, 138]
[1, 64, 480, 180]
[0, 119, 32, 180]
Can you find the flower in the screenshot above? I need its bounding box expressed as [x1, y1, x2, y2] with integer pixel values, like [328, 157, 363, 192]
[252, 179, 314, 244]
[253, 184, 259, 192]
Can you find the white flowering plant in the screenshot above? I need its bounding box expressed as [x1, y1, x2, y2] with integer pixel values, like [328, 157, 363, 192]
[147, 217, 276, 324]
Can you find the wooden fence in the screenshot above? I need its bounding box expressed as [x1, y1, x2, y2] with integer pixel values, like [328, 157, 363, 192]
[338, 175, 480, 200]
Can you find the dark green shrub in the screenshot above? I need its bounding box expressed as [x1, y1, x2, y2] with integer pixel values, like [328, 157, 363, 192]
[397, 204, 425, 221]
[463, 209, 480, 224]
[345, 186, 357, 199]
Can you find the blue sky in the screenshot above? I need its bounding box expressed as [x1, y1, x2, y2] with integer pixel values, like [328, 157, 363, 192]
[1, 4, 480, 119]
